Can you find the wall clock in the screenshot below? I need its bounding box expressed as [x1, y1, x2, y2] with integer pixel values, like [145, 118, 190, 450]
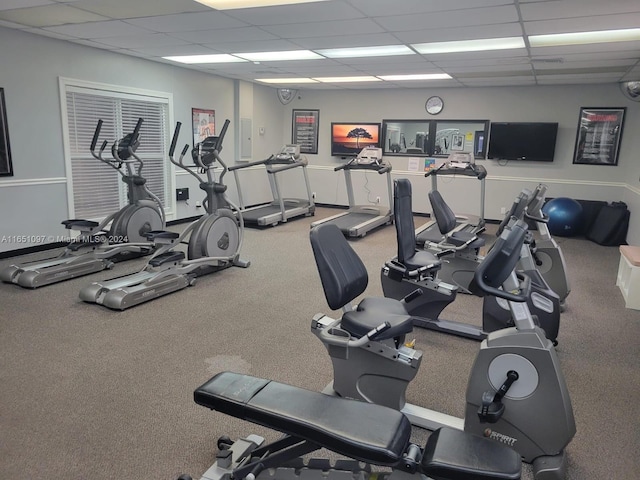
[425, 96, 444, 115]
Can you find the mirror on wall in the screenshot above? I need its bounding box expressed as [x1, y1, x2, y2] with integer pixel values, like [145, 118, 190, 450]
[382, 120, 430, 156]
[433, 120, 490, 158]
[382, 119, 490, 159]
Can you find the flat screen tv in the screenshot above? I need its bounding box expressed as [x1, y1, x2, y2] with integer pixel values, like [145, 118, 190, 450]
[487, 122, 559, 162]
[331, 122, 381, 157]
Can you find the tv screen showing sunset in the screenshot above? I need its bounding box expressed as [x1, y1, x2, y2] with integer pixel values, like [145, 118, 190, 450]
[331, 123, 380, 156]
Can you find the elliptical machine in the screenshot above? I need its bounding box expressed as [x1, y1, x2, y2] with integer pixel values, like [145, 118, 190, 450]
[0, 118, 165, 288]
[79, 120, 249, 310]
[310, 220, 575, 480]
[381, 179, 561, 344]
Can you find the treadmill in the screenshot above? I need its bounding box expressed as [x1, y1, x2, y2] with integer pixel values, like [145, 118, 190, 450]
[415, 153, 487, 246]
[310, 146, 393, 238]
[229, 145, 315, 227]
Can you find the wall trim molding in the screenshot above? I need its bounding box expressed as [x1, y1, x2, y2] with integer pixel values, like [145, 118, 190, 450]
[0, 177, 67, 187]
[624, 183, 640, 195]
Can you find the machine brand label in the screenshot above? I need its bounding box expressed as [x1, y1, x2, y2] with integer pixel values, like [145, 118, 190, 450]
[141, 289, 156, 298]
[54, 271, 69, 278]
[483, 428, 518, 447]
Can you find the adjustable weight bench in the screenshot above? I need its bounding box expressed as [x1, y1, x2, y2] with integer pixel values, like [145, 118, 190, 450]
[184, 372, 521, 480]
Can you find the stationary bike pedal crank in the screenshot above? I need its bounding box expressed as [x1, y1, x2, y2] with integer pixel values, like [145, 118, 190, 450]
[478, 370, 519, 423]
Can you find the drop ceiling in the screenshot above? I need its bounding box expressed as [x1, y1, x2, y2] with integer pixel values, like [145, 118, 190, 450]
[0, 0, 639, 89]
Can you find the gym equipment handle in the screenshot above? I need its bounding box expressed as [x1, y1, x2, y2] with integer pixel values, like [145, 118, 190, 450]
[217, 119, 230, 150]
[169, 122, 181, 157]
[131, 117, 143, 143]
[478, 370, 519, 423]
[91, 119, 103, 151]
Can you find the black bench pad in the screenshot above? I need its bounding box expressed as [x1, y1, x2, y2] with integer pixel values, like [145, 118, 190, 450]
[194, 372, 412, 466]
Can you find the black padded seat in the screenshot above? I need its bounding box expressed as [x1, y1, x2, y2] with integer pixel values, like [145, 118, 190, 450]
[310, 223, 415, 342]
[421, 427, 521, 480]
[449, 231, 485, 249]
[62, 219, 99, 229]
[428, 190, 485, 249]
[195, 372, 412, 466]
[393, 179, 442, 274]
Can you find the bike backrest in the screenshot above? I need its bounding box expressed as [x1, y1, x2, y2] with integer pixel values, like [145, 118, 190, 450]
[394, 179, 416, 264]
[310, 224, 368, 310]
[428, 190, 457, 235]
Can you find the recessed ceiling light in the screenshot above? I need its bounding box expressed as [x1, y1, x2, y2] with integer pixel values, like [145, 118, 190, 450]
[162, 54, 247, 64]
[255, 78, 318, 84]
[315, 45, 415, 58]
[313, 76, 381, 83]
[194, 0, 328, 10]
[529, 28, 640, 47]
[378, 73, 452, 81]
[235, 50, 324, 61]
[412, 37, 525, 54]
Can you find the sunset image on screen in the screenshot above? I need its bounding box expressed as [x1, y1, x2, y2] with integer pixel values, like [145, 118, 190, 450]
[331, 123, 380, 156]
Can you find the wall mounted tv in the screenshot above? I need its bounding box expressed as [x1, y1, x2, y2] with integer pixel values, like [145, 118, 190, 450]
[487, 122, 559, 162]
[331, 122, 381, 157]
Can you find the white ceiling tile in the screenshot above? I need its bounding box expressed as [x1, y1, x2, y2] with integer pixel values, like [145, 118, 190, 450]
[21, 26, 75, 39]
[92, 33, 191, 49]
[347, 0, 514, 17]
[536, 73, 625, 85]
[222, 1, 365, 25]
[68, 0, 208, 19]
[170, 27, 276, 44]
[0, 18, 32, 28]
[204, 39, 302, 53]
[531, 41, 640, 56]
[445, 64, 533, 74]
[532, 59, 636, 71]
[69, 38, 123, 50]
[0, 3, 107, 26]
[457, 76, 536, 86]
[124, 11, 248, 33]
[292, 33, 400, 50]
[395, 23, 523, 44]
[520, 0, 640, 21]
[433, 56, 530, 68]
[422, 48, 529, 62]
[127, 44, 221, 57]
[524, 13, 640, 35]
[374, 5, 519, 32]
[0, 0, 54, 11]
[261, 19, 383, 38]
[44, 19, 154, 38]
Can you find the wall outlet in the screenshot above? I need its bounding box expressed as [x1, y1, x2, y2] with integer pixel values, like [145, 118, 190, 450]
[196, 201, 202, 208]
[376, 196, 381, 204]
[312, 192, 316, 199]
[500, 206, 507, 214]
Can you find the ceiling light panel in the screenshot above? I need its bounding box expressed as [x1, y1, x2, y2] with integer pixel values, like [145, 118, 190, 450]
[313, 76, 381, 83]
[195, 0, 329, 10]
[413, 37, 525, 54]
[163, 54, 248, 64]
[316, 45, 414, 58]
[529, 28, 640, 47]
[377, 73, 452, 81]
[255, 77, 319, 83]
[235, 50, 323, 61]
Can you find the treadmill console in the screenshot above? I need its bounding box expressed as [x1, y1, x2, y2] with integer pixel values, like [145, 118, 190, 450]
[357, 146, 383, 165]
[275, 144, 301, 161]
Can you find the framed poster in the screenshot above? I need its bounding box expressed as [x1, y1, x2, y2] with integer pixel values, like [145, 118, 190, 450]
[573, 107, 625, 166]
[192, 108, 215, 145]
[292, 109, 319, 154]
[451, 134, 465, 151]
[0, 88, 13, 176]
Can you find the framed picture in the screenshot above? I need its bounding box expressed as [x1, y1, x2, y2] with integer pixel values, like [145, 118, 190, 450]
[573, 107, 625, 166]
[451, 134, 465, 151]
[292, 109, 319, 154]
[192, 108, 215, 145]
[0, 88, 13, 177]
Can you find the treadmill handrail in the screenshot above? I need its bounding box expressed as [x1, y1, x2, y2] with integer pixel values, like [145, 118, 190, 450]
[228, 155, 275, 171]
[266, 158, 308, 174]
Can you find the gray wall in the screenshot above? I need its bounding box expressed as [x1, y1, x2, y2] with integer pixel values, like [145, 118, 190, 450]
[1, 25, 638, 252]
[277, 86, 640, 243]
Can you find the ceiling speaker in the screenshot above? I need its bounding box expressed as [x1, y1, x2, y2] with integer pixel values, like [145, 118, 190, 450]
[277, 88, 298, 105]
[620, 81, 640, 101]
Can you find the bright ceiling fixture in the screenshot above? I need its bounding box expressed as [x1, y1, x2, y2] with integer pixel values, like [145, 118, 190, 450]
[313, 76, 381, 83]
[315, 45, 415, 58]
[529, 28, 640, 47]
[194, 0, 328, 10]
[378, 73, 452, 81]
[255, 78, 318, 83]
[162, 54, 247, 64]
[412, 37, 525, 54]
[235, 50, 324, 61]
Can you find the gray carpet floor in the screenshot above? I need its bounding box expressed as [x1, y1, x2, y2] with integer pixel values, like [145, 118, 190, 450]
[1, 206, 639, 480]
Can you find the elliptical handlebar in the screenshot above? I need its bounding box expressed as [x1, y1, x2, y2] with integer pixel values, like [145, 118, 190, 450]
[169, 121, 182, 158]
[91, 119, 103, 153]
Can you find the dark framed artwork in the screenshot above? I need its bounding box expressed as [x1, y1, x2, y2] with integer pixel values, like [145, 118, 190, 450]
[192, 108, 215, 145]
[292, 109, 319, 154]
[0, 88, 13, 176]
[573, 107, 625, 166]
